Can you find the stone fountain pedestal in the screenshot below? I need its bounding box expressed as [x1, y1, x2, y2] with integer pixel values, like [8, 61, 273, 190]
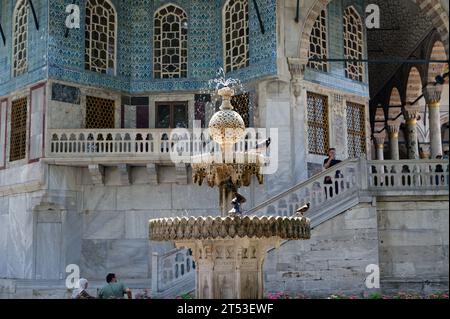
[177, 237, 279, 299]
[149, 215, 310, 299]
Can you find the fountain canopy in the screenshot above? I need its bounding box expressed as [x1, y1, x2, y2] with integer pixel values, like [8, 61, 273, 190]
[208, 86, 246, 146]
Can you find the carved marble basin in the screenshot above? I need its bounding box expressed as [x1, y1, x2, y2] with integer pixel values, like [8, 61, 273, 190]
[150, 215, 310, 241]
[149, 215, 310, 299]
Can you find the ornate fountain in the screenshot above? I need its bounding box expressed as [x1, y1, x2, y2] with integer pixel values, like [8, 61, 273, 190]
[149, 79, 310, 299]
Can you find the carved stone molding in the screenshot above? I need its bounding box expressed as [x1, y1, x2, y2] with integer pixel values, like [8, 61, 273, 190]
[117, 164, 131, 185]
[387, 122, 401, 138]
[423, 85, 442, 105]
[88, 164, 105, 185]
[332, 94, 345, 117]
[149, 215, 311, 241]
[287, 57, 305, 80]
[403, 108, 420, 124]
[175, 163, 188, 185]
[146, 163, 158, 185]
[373, 132, 386, 147]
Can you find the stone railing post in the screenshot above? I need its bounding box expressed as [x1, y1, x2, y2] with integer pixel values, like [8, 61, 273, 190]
[403, 108, 420, 159]
[423, 85, 443, 158]
[151, 252, 159, 294]
[387, 122, 401, 160]
[359, 158, 368, 191]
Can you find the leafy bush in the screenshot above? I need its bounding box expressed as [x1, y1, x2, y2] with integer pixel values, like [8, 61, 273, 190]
[264, 291, 449, 300]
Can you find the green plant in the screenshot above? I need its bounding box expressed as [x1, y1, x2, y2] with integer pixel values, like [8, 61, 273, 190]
[177, 292, 194, 299]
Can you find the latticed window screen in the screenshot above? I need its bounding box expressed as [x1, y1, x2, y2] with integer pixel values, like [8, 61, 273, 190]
[85, 0, 116, 74]
[13, 0, 28, 77]
[154, 5, 188, 79]
[343, 6, 364, 82]
[346, 102, 366, 158]
[86, 96, 115, 129]
[10, 98, 28, 162]
[307, 92, 329, 155]
[307, 9, 328, 72]
[224, 0, 249, 73]
[231, 93, 250, 127]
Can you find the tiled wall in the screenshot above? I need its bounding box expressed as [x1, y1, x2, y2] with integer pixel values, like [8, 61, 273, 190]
[304, 0, 369, 97]
[0, 0, 372, 97]
[0, 0, 277, 96]
[0, 0, 49, 96]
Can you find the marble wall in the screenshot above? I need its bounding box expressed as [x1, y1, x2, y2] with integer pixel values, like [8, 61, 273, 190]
[377, 197, 449, 293]
[5, 194, 34, 279]
[264, 202, 380, 297]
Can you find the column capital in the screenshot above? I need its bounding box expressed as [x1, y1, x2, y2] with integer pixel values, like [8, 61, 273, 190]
[387, 121, 401, 137]
[423, 85, 442, 105]
[403, 108, 419, 124]
[374, 132, 386, 148]
[287, 57, 306, 80]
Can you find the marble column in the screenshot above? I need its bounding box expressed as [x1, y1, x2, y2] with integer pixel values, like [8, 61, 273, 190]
[374, 132, 386, 160]
[423, 86, 443, 158]
[387, 122, 400, 160]
[403, 109, 420, 159]
[288, 58, 308, 184]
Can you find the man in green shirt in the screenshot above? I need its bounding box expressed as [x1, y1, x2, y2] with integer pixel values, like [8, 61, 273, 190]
[98, 273, 133, 299]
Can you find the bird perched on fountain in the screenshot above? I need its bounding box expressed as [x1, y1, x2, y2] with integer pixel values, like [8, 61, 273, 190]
[257, 137, 271, 150]
[294, 203, 310, 217]
[249, 137, 271, 153]
[228, 193, 247, 216]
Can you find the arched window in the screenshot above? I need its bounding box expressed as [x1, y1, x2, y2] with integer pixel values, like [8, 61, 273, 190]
[346, 102, 366, 158]
[154, 4, 188, 79]
[307, 92, 329, 155]
[85, 0, 117, 74]
[308, 9, 328, 72]
[343, 6, 364, 82]
[223, 0, 249, 73]
[13, 0, 29, 77]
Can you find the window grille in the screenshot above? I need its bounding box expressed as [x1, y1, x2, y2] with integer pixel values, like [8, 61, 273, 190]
[10, 97, 28, 162]
[307, 92, 329, 155]
[86, 96, 115, 129]
[223, 0, 249, 73]
[346, 102, 366, 158]
[85, 0, 117, 74]
[154, 5, 188, 79]
[343, 6, 364, 82]
[307, 10, 328, 72]
[13, 0, 29, 77]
